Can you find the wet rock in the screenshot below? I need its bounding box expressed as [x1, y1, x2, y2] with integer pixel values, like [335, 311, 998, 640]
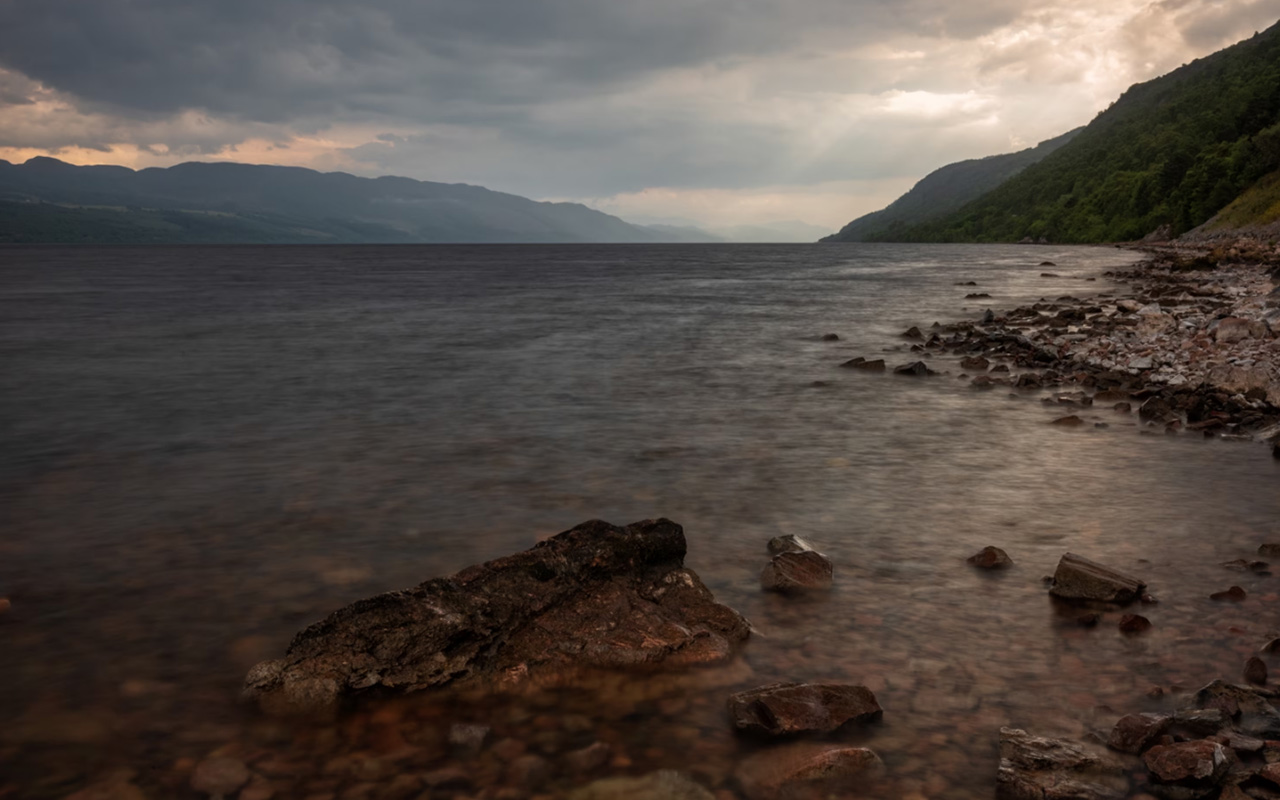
[903, 326, 924, 339]
[1262, 638, 1280, 654]
[820, 333, 840, 341]
[1245, 657, 1268, 686]
[1143, 740, 1231, 783]
[1120, 614, 1153, 634]
[449, 723, 491, 754]
[1222, 560, 1271, 573]
[244, 518, 751, 715]
[1172, 709, 1231, 737]
[565, 742, 611, 774]
[1052, 415, 1085, 427]
[961, 356, 991, 371]
[423, 766, 471, 789]
[761, 550, 833, 592]
[63, 779, 147, 800]
[1049, 553, 1146, 604]
[1211, 586, 1247, 602]
[968, 546, 1014, 569]
[1109, 714, 1172, 754]
[1140, 396, 1176, 421]
[996, 727, 1128, 800]
[1189, 680, 1280, 738]
[1259, 545, 1280, 559]
[840, 357, 885, 371]
[508, 754, 552, 788]
[568, 771, 714, 800]
[191, 757, 251, 797]
[893, 360, 933, 376]
[1077, 613, 1101, 627]
[727, 683, 882, 736]
[735, 744, 883, 800]
[767, 534, 814, 555]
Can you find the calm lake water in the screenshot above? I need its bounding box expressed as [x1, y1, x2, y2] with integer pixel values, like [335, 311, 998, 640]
[2, 243, 1279, 799]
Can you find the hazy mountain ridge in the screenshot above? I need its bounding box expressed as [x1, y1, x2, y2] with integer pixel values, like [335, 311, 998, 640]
[820, 128, 1082, 242]
[0, 158, 676, 244]
[874, 20, 1280, 243]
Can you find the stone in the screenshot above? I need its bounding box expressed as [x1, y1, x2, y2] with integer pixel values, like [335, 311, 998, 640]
[507, 754, 552, 788]
[1120, 614, 1152, 634]
[968, 546, 1014, 569]
[449, 723, 490, 754]
[1260, 545, 1280, 558]
[841, 357, 885, 371]
[568, 771, 714, 800]
[244, 518, 751, 715]
[1245, 657, 1268, 686]
[727, 683, 882, 736]
[423, 767, 471, 789]
[820, 333, 839, 341]
[1049, 553, 1146, 604]
[565, 742, 611, 774]
[1211, 586, 1247, 602]
[996, 727, 1128, 800]
[62, 779, 147, 800]
[761, 550, 834, 592]
[767, 535, 814, 555]
[734, 744, 883, 800]
[1214, 318, 1267, 344]
[1140, 396, 1175, 421]
[1171, 708, 1231, 737]
[903, 326, 924, 339]
[191, 757, 251, 797]
[961, 356, 991, 371]
[1143, 740, 1231, 783]
[1108, 714, 1172, 754]
[894, 360, 933, 376]
[1052, 415, 1085, 427]
[1189, 680, 1280, 738]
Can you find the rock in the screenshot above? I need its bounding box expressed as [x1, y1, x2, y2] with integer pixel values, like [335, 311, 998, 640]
[734, 744, 883, 800]
[727, 683, 882, 736]
[903, 326, 924, 339]
[1213, 318, 1267, 344]
[761, 551, 834, 591]
[1189, 680, 1280, 738]
[568, 771, 714, 800]
[1041, 261, 1058, 267]
[767, 534, 814, 555]
[1211, 586, 1247, 602]
[961, 356, 991, 371]
[1171, 708, 1231, 737]
[1140, 396, 1175, 421]
[1143, 740, 1231, 783]
[1049, 553, 1146, 604]
[893, 361, 933, 376]
[968, 546, 1014, 569]
[565, 742, 611, 774]
[1108, 713, 1172, 754]
[983, 309, 997, 324]
[423, 766, 471, 789]
[243, 518, 751, 715]
[1117, 299, 1143, 313]
[1120, 614, 1152, 634]
[1259, 544, 1280, 558]
[1052, 415, 1085, 427]
[1222, 560, 1270, 573]
[1077, 612, 1101, 627]
[1245, 657, 1268, 686]
[191, 757, 251, 797]
[508, 754, 552, 788]
[820, 333, 839, 341]
[841, 357, 885, 371]
[449, 723, 491, 754]
[0, 597, 9, 615]
[62, 779, 147, 800]
[996, 727, 1128, 800]
[1263, 638, 1280, 654]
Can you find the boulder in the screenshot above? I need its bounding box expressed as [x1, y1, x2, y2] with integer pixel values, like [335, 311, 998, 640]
[1119, 614, 1152, 634]
[568, 771, 714, 800]
[996, 727, 1128, 800]
[767, 535, 815, 555]
[761, 550, 834, 592]
[1049, 553, 1146, 604]
[1143, 740, 1231, 783]
[734, 743, 883, 800]
[1210, 586, 1247, 602]
[1108, 714, 1171, 754]
[727, 683, 882, 736]
[893, 361, 933, 376]
[243, 518, 751, 715]
[1245, 657, 1268, 686]
[903, 326, 924, 339]
[968, 546, 1014, 569]
[1188, 680, 1280, 739]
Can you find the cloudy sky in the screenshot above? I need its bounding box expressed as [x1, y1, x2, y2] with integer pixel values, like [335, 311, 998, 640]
[1, 0, 1277, 231]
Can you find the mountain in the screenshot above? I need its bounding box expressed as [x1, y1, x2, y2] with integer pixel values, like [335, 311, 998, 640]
[819, 128, 1082, 242]
[878, 21, 1280, 243]
[0, 158, 676, 244]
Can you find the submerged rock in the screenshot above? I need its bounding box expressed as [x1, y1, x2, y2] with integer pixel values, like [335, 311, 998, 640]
[996, 727, 1128, 800]
[1210, 586, 1247, 602]
[735, 743, 883, 800]
[1049, 553, 1146, 604]
[568, 771, 714, 800]
[191, 757, 250, 797]
[968, 546, 1014, 569]
[1245, 657, 1268, 686]
[761, 550, 834, 592]
[727, 683, 882, 736]
[1119, 614, 1152, 634]
[243, 518, 751, 715]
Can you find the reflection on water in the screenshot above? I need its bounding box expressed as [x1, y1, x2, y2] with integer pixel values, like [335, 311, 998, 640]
[2, 243, 1279, 798]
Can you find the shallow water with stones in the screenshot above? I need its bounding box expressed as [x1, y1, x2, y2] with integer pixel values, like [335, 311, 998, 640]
[2, 243, 1278, 799]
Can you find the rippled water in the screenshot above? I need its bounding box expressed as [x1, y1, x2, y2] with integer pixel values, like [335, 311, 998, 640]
[3, 243, 1279, 798]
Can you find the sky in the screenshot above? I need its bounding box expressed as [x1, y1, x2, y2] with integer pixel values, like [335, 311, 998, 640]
[1, 1, 1278, 233]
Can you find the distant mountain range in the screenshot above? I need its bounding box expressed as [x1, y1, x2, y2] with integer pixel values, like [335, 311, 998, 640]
[826, 19, 1280, 243]
[819, 129, 1081, 242]
[0, 158, 729, 244]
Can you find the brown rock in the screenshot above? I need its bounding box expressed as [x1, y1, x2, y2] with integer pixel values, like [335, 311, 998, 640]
[1211, 586, 1247, 602]
[1119, 614, 1152, 634]
[1143, 740, 1231, 783]
[1259, 544, 1280, 559]
[734, 744, 883, 800]
[564, 742, 611, 774]
[62, 779, 147, 800]
[507, 754, 552, 788]
[1108, 714, 1171, 754]
[727, 683, 881, 736]
[1049, 553, 1146, 604]
[1052, 415, 1085, 427]
[243, 518, 751, 715]
[968, 546, 1014, 569]
[960, 356, 991, 371]
[767, 535, 814, 555]
[0, 597, 10, 615]
[996, 727, 1128, 800]
[1245, 657, 1268, 686]
[191, 757, 251, 797]
[423, 766, 471, 789]
[1213, 317, 1266, 344]
[893, 360, 933, 376]
[761, 551, 833, 592]
[568, 771, 713, 800]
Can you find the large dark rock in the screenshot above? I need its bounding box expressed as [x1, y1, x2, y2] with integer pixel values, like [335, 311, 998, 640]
[1143, 740, 1231, 784]
[1188, 680, 1280, 739]
[968, 546, 1014, 569]
[1049, 553, 1146, 604]
[1108, 713, 1171, 754]
[760, 550, 834, 592]
[727, 683, 882, 736]
[996, 727, 1128, 799]
[893, 360, 934, 376]
[243, 518, 751, 715]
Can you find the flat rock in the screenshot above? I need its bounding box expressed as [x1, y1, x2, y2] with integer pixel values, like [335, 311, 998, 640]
[243, 518, 751, 715]
[996, 727, 1128, 800]
[761, 550, 833, 592]
[1143, 740, 1231, 783]
[735, 743, 883, 800]
[727, 682, 882, 736]
[1109, 714, 1172, 754]
[568, 771, 714, 800]
[968, 546, 1014, 569]
[1049, 553, 1146, 604]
